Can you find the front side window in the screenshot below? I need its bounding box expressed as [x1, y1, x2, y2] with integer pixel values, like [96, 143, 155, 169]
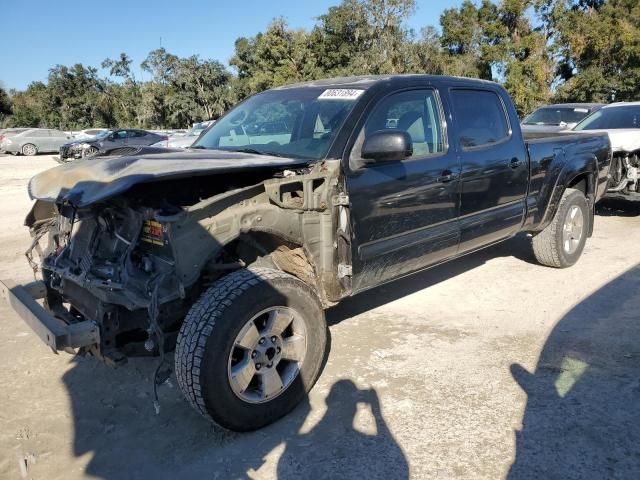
[451, 89, 510, 148]
[194, 88, 360, 160]
[358, 89, 445, 159]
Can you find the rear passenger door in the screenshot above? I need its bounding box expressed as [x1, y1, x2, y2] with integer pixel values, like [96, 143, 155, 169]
[36, 130, 52, 151]
[128, 130, 149, 146]
[448, 88, 528, 252]
[346, 88, 461, 292]
[104, 130, 128, 149]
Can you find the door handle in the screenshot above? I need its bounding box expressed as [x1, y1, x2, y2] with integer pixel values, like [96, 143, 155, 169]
[437, 170, 457, 183]
[509, 158, 523, 169]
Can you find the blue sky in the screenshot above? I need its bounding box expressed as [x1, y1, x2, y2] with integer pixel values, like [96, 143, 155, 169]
[0, 0, 460, 91]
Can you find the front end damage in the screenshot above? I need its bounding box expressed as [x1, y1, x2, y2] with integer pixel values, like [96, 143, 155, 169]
[607, 149, 640, 200]
[16, 159, 351, 366]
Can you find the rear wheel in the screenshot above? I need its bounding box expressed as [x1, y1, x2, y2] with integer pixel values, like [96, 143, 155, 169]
[22, 144, 37, 156]
[532, 188, 589, 268]
[175, 267, 327, 431]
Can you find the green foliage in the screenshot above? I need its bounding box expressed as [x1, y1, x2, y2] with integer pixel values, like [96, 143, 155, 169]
[1, 0, 638, 128]
[551, 0, 640, 102]
[0, 85, 11, 126]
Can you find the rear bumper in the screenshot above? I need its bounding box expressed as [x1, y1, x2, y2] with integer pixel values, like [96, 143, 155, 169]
[0, 279, 100, 352]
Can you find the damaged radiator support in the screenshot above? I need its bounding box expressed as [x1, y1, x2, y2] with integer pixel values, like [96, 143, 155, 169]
[609, 151, 640, 193]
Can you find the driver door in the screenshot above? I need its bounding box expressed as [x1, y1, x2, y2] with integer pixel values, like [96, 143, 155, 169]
[345, 88, 461, 293]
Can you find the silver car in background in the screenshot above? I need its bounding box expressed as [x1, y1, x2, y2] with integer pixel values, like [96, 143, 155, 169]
[2, 128, 72, 155]
[521, 103, 604, 134]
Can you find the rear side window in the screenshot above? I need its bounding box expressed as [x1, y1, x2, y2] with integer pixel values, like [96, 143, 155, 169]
[451, 89, 509, 148]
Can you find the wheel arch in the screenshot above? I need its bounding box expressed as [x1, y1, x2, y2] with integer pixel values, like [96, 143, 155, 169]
[534, 152, 598, 233]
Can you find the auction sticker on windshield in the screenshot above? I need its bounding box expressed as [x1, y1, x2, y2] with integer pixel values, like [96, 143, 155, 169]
[318, 89, 364, 100]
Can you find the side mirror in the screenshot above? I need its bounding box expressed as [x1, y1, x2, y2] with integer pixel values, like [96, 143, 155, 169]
[361, 130, 413, 162]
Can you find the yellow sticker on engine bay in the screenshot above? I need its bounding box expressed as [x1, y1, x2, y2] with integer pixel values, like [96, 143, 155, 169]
[141, 220, 165, 246]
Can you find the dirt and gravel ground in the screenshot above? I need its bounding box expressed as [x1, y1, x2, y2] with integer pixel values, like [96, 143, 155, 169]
[0, 153, 638, 480]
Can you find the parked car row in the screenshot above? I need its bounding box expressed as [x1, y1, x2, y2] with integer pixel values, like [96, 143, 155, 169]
[58, 129, 167, 161]
[522, 101, 640, 201]
[0, 125, 209, 158]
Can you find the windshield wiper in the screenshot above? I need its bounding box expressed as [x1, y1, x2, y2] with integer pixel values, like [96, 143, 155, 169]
[190, 145, 207, 149]
[231, 148, 287, 157]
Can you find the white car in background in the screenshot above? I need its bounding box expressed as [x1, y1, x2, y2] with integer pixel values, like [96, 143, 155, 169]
[572, 102, 640, 201]
[152, 121, 215, 149]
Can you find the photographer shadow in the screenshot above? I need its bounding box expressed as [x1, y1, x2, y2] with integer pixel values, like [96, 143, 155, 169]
[64, 360, 406, 479]
[508, 265, 640, 479]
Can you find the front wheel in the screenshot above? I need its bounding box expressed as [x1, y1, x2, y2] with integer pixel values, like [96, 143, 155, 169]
[84, 146, 99, 157]
[175, 267, 327, 431]
[532, 188, 589, 268]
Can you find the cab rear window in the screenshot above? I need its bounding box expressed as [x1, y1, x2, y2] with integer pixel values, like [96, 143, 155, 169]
[451, 89, 510, 148]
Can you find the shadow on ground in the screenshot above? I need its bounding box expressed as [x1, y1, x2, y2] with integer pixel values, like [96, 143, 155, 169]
[508, 265, 640, 479]
[62, 231, 639, 479]
[63, 233, 537, 479]
[596, 198, 640, 217]
[65, 357, 408, 479]
[61, 233, 542, 479]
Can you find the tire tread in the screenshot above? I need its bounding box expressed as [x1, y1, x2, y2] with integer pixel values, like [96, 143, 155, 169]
[174, 267, 304, 422]
[532, 188, 586, 268]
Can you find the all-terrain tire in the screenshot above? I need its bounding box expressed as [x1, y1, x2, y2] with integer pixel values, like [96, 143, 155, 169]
[532, 188, 589, 268]
[174, 267, 327, 431]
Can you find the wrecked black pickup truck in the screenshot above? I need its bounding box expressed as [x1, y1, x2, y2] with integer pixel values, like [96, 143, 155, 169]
[1, 75, 612, 431]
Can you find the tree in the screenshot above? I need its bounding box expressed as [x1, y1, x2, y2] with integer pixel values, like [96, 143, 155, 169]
[102, 53, 141, 127]
[551, 0, 640, 102]
[0, 85, 11, 126]
[4, 83, 47, 127]
[167, 56, 235, 124]
[231, 18, 321, 95]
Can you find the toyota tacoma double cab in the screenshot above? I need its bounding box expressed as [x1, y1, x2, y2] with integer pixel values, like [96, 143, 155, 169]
[1, 75, 611, 431]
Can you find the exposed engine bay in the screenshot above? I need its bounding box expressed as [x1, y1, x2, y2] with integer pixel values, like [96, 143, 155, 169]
[25, 159, 349, 365]
[608, 150, 640, 197]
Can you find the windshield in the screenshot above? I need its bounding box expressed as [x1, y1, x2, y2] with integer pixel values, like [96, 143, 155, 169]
[193, 88, 362, 160]
[574, 106, 640, 130]
[523, 106, 592, 126]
